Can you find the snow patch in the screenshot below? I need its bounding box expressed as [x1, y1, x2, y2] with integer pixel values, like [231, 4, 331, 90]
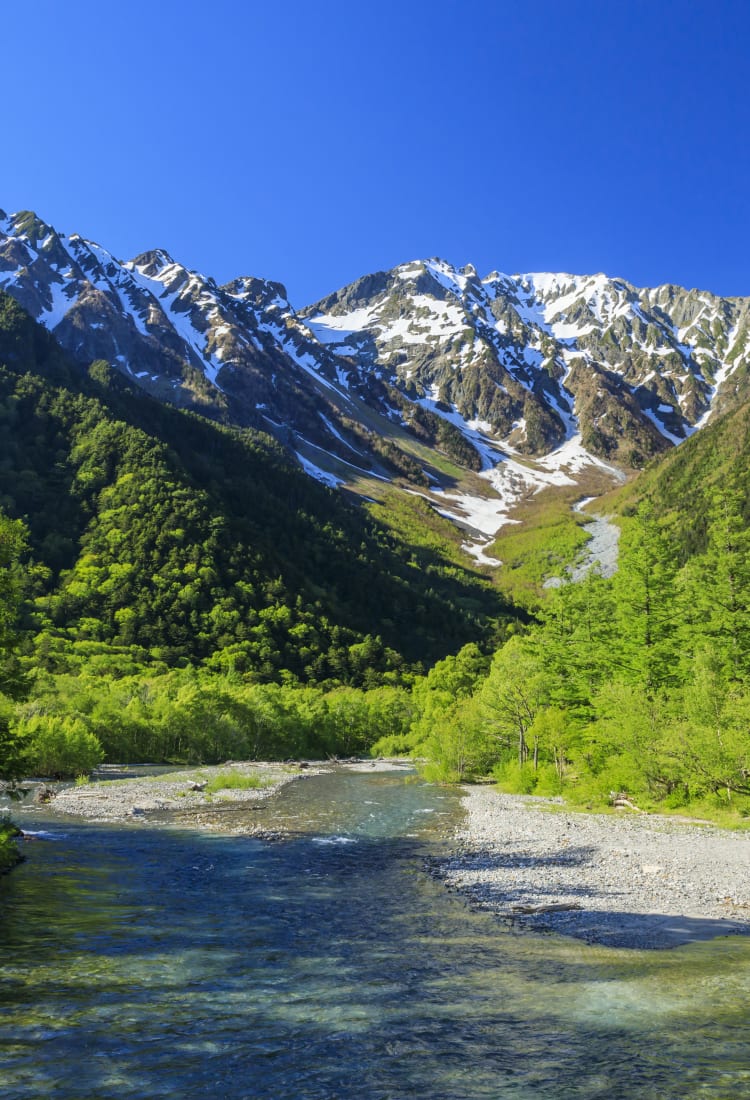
[461, 539, 502, 567]
[43, 279, 76, 327]
[294, 452, 344, 488]
[641, 408, 684, 445]
[537, 434, 625, 482]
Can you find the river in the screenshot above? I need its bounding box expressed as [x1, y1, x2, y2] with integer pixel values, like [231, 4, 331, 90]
[2, 769, 750, 1098]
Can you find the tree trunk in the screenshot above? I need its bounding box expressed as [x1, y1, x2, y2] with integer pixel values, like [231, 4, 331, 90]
[518, 722, 528, 766]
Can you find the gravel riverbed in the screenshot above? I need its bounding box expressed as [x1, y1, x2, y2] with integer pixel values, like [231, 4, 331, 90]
[23, 766, 750, 949]
[433, 786, 750, 949]
[48, 762, 322, 837]
[42, 758, 411, 837]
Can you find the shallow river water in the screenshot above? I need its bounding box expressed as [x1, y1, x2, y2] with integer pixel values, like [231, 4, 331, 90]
[2, 769, 750, 1099]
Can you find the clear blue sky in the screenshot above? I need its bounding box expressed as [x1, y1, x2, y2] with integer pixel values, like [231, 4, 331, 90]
[4, 0, 749, 305]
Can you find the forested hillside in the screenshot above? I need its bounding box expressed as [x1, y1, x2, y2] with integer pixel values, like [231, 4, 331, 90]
[0, 291, 514, 672]
[411, 435, 750, 818]
[0, 291, 521, 777]
[611, 398, 750, 555]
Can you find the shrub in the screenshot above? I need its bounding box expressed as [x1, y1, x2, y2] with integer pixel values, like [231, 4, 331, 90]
[418, 760, 464, 784]
[0, 817, 23, 874]
[204, 770, 266, 794]
[19, 714, 104, 778]
[492, 760, 538, 795]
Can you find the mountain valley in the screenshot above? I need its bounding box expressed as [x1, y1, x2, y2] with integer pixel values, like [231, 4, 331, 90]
[3, 208, 750, 574]
[1, 204, 750, 818]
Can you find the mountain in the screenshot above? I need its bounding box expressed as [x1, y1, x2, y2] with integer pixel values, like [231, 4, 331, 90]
[5, 208, 750, 799]
[611, 389, 750, 559]
[304, 260, 750, 463]
[2, 207, 749, 561]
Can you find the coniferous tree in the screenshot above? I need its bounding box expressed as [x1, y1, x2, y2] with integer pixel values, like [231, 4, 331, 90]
[679, 489, 750, 682]
[610, 504, 682, 695]
[0, 511, 29, 780]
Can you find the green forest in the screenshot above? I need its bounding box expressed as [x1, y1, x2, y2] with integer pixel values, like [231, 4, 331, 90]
[403, 494, 750, 819]
[0, 289, 513, 784]
[408, 389, 750, 819]
[1, 287, 750, 824]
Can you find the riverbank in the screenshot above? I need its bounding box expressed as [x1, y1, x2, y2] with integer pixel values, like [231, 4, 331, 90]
[0, 821, 24, 874]
[43, 758, 412, 836]
[432, 786, 750, 949]
[48, 761, 323, 835]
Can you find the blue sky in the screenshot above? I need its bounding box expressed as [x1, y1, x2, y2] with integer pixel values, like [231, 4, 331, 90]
[4, 0, 749, 305]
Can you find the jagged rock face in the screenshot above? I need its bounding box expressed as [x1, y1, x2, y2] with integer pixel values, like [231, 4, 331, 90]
[2, 209, 750, 485]
[0, 210, 355, 454]
[304, 260, 750, 464]
[305, 260, 570, 455]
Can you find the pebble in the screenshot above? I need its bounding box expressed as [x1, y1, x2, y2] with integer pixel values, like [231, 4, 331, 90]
[50, 763, 317, 824]
[431, 787, 750, 949]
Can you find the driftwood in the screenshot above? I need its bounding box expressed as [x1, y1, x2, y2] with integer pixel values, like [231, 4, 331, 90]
[511, 902, 583, 915]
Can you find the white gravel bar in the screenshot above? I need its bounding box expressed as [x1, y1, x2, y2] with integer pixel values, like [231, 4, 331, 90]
[50, 762, 320, 830]
[47, 758, 410, 834]
[433, 786, 750, 949]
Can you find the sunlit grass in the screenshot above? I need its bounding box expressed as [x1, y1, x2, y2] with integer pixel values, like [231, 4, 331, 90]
[486, 472, 618, 605]
[204, 771, 268, 794]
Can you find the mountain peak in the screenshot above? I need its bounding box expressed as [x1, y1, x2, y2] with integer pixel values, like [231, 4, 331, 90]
[2, 205, 750, 513]
[130, 249, 176, 277]
[7, 209, 59, 248]
[224, 275, 290, 310]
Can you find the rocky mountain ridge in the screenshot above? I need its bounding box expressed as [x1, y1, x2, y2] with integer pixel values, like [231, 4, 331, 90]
[2, 208, 748, 558]
[305, 258, 750, 464]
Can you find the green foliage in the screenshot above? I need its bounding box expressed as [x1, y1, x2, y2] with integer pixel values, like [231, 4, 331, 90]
[417, 490, 750, 821]
[3, 282, 750, 816]
[17, 713, 104, 778]
[612, 395, 750, 557]
[204, 771, 266, 793]
[417, 697, 496, 782]
[486, 490, 595, 607]
[408, 644, 490, 756]
[13, 664, 416, 767]
[0, 509, 31, 781]
[0, 817, 23, 874]
[0, 692, 27, 782]
[0, 511, 26, 646]
[369, 730, 418, 757]
[409, 407, 750, 814]
[0, 289, 524, 778]
[480, 637, 549, 759]
[493, 760, 541, 795]
[0, 289, 516, 687]
[610, 508, 681, 693]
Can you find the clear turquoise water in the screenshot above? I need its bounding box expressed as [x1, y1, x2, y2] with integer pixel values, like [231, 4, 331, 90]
[2, 770, 750, 1099]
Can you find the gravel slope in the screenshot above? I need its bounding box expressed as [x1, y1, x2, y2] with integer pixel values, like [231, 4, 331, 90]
[433, 787, 750, 949]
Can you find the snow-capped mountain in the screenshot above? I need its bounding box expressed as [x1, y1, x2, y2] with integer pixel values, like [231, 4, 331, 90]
[304, 258, 750, 467]
[0, 209, 365, 466]
[2, 208, 749, 555]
